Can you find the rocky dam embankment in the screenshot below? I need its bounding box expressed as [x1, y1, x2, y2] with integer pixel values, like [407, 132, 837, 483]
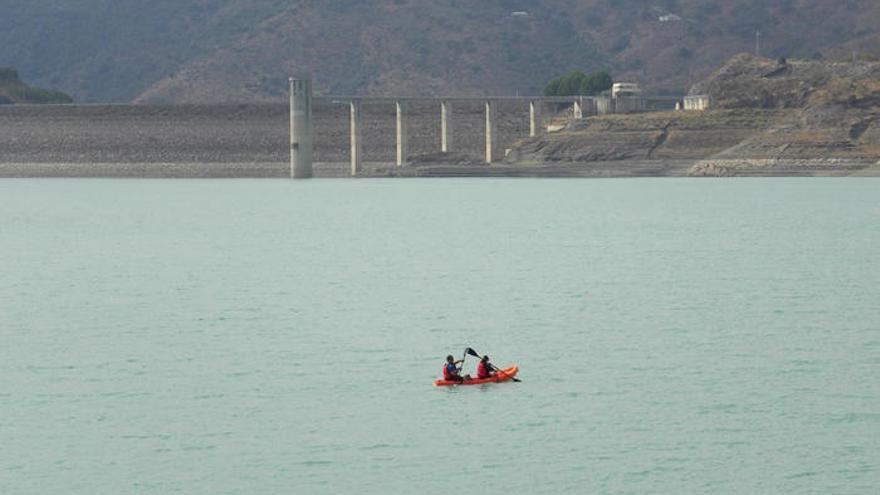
[2, 102, 876, 178]
[0, 101, 533, 177]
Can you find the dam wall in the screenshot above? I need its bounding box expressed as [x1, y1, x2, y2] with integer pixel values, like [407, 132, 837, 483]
[0, 102, 548, 176]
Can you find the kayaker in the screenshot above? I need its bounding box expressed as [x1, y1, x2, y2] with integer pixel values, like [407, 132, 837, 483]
[476, 355, 495, 379]
[443, 354, 469, 382]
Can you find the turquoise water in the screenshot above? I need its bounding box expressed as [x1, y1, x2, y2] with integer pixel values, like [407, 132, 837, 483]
[1, 178, 878, 494]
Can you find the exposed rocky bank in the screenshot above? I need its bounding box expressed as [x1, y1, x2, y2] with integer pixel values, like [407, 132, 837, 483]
[511, 54, 880, 177]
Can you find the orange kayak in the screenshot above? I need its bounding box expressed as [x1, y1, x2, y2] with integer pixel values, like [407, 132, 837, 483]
[433, 365, 519, 387]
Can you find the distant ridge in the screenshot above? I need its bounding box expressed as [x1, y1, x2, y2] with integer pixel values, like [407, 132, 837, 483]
[0, 0, 878, 103]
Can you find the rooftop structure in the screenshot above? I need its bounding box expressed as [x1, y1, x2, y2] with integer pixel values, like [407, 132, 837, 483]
[612, 83, 642, 99]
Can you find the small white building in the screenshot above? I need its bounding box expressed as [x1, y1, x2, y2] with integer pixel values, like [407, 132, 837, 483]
[683, 95, 711, 111]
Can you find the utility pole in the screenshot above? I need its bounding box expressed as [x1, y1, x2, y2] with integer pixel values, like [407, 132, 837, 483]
[755, 30, 761, 58]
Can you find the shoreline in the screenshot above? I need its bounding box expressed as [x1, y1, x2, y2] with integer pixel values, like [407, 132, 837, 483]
[1, 159, 877, 178]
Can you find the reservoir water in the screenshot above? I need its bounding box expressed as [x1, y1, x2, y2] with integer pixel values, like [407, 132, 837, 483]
[1, 178, 878, 494]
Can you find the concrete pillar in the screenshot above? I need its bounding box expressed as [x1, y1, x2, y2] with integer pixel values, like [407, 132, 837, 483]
[396, 100, 408, 166]
[573, 98, 583, 120]
[350, 100, 362, 176]
[289, 78, 313, 178]
[529, 100, 541, 137]
[441, 100, 451, 152]
[485, 100, 497, 164]
[595, 96, 612, 115]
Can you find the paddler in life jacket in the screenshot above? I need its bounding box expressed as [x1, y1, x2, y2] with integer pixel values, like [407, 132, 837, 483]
[476, 355, 496, 379]
[443, 355, 470, 382]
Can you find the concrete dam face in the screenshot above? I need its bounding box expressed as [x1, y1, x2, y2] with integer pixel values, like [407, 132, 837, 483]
[0, 102, 542, 174]
[306, 100, 544, 165]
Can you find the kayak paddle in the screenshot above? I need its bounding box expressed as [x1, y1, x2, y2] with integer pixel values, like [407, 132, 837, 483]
[460, 348, 469, 374]
[465, 347, 521, 382]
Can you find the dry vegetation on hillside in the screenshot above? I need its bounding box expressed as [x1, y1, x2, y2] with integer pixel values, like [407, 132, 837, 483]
[1, 0, 879, 102]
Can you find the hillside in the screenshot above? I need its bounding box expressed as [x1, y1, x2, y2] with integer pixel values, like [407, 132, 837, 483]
[0, 68, 72, 104]
[1, 1, 879, 103]
[686, 54, 880, 175]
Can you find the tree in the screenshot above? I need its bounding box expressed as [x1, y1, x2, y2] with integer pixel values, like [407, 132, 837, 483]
[585, 71, 613, 94]
[0, 66, 72, 104]
[544, 70, 613, 96]
[0, 67, 19, 82]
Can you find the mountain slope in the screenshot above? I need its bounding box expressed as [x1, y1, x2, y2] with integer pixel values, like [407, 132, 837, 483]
[1, 0, 878, 103]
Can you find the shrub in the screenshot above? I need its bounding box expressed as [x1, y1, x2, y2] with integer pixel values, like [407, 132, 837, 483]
[0, 67, 20, 83]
